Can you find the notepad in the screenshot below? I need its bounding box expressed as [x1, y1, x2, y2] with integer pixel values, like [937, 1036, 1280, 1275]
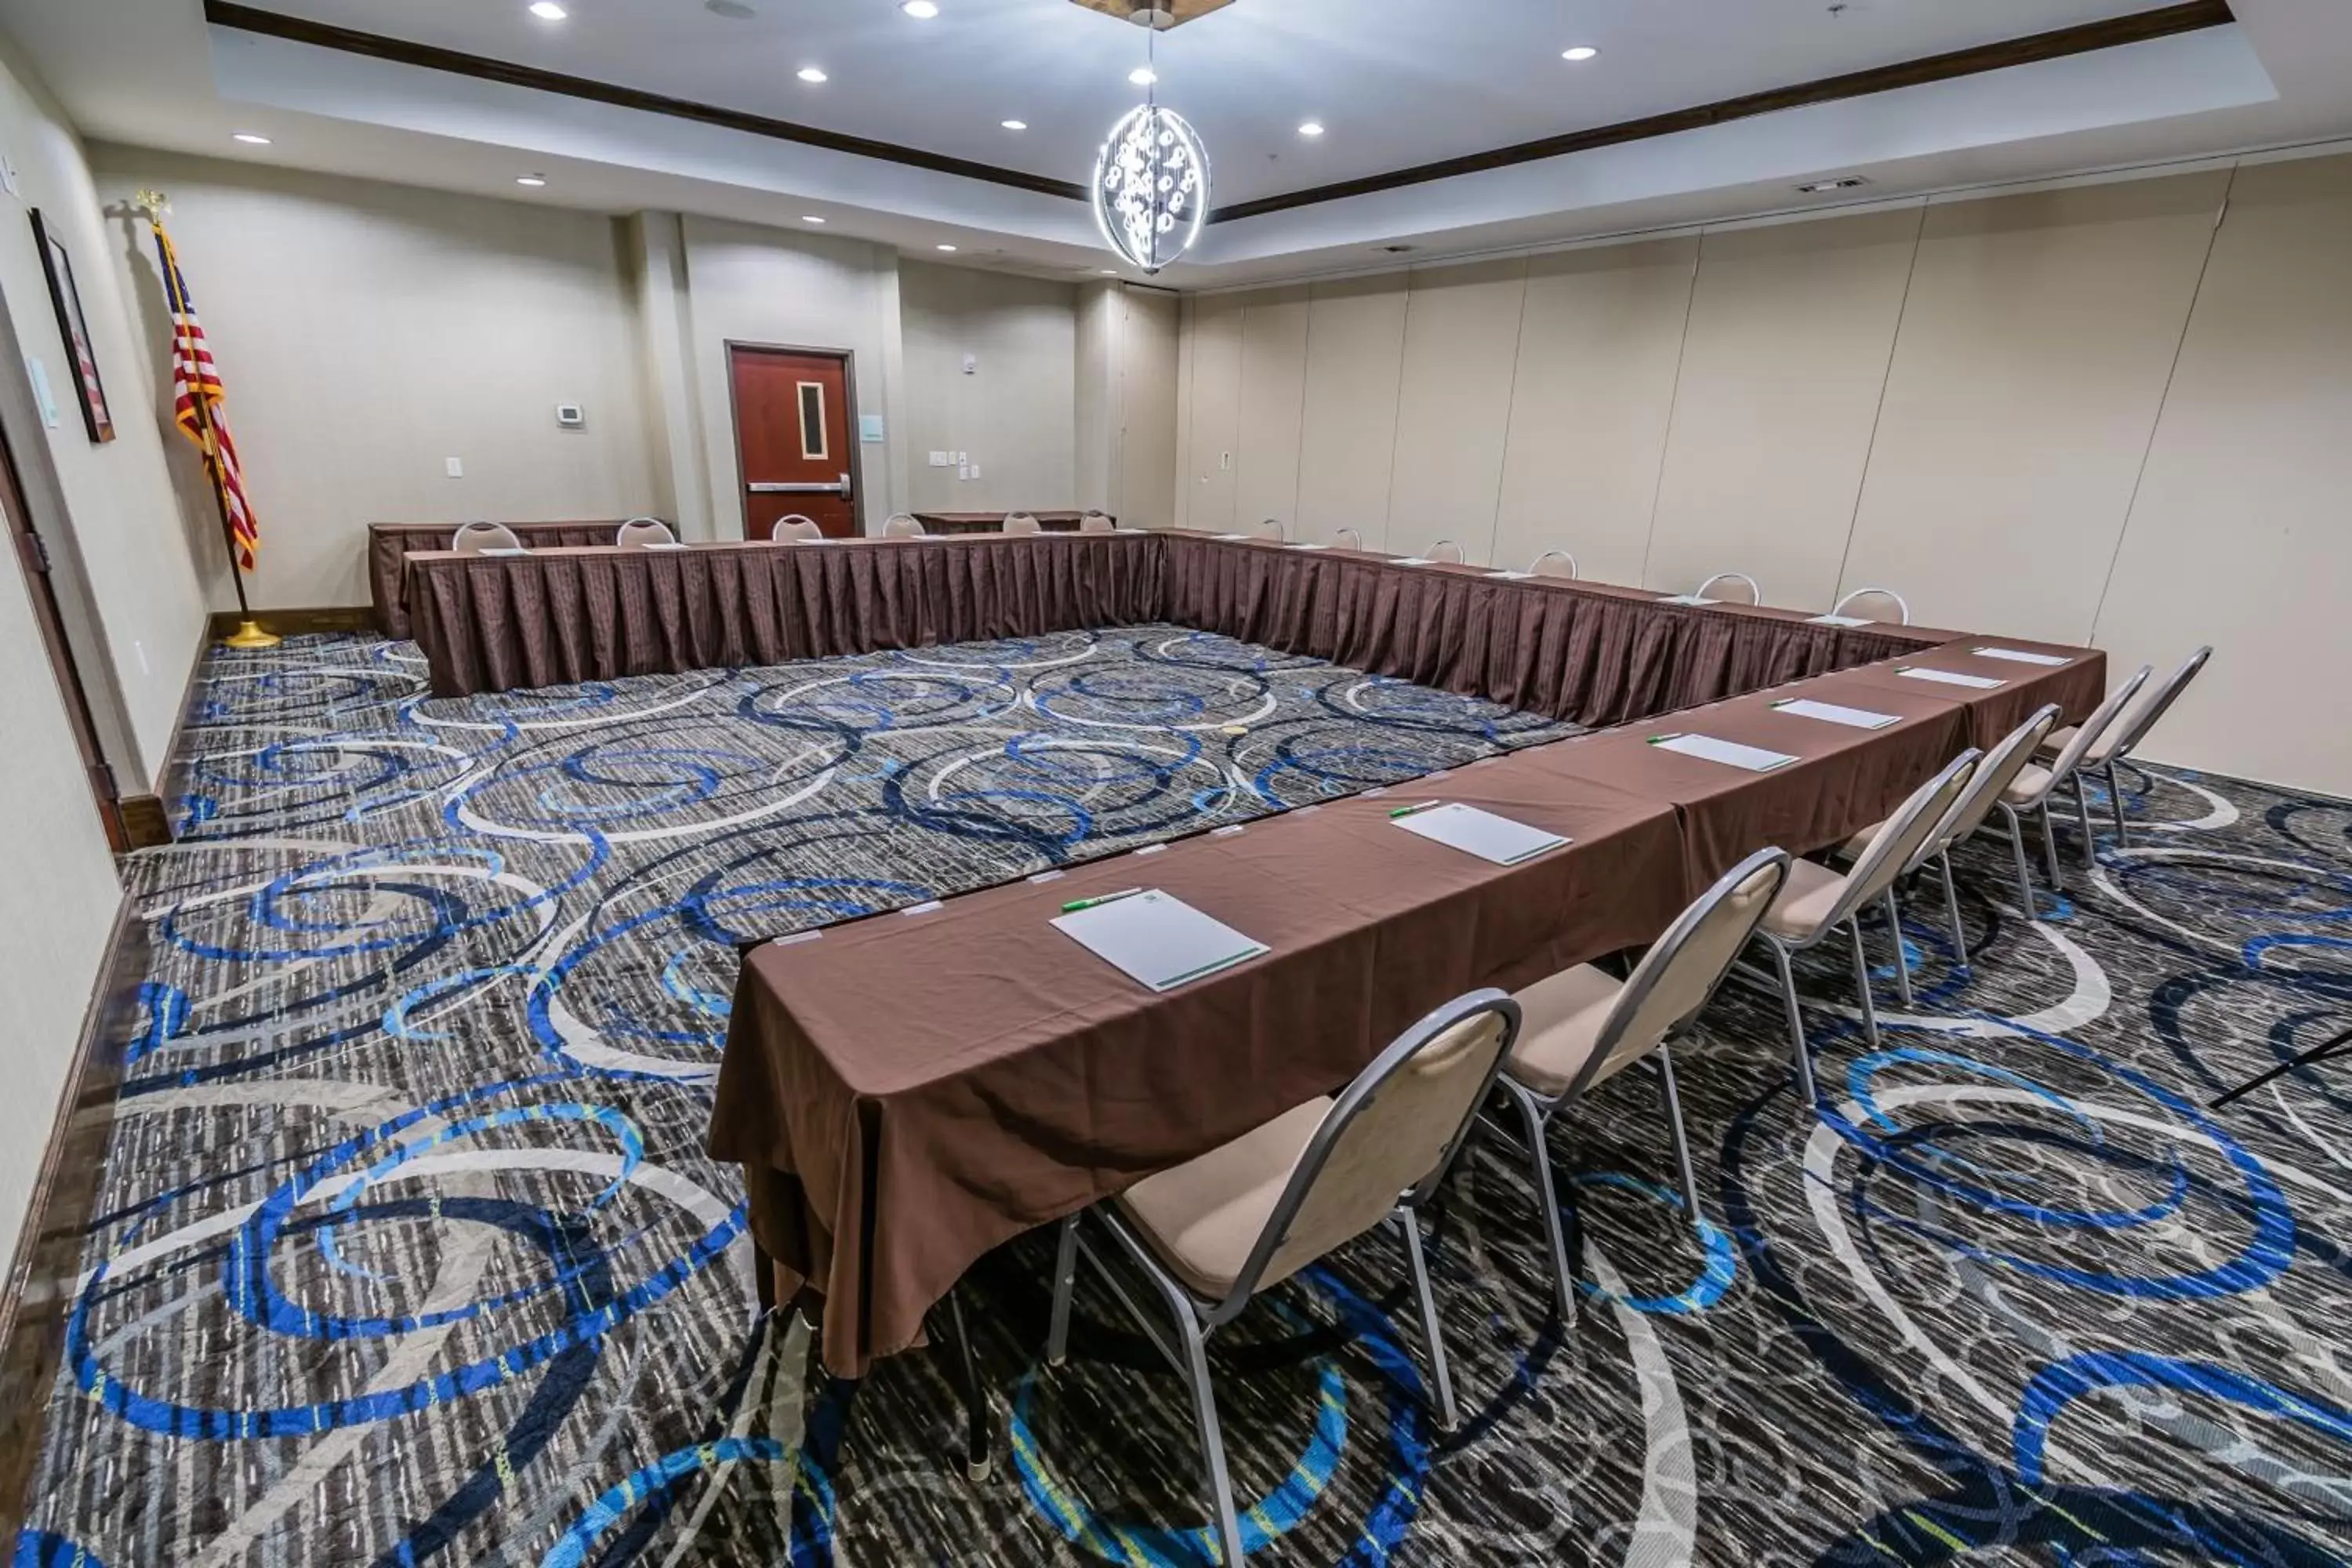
[1807, 612, 1871, 627]
[1491, 569, 1537, 580]
[1972, 646, 2067, 666]
[1287, 542, 1329, 551]
[1393, 803, 1570, 866]
[1214, 532, 1249, 541]
[479, 547, 529, 557]
[1658, 593, 1719, 607]
[1392, 557, 1436, 567]
[1052, 891, 1269, 993]
[1649, 733, 1798, 771]
[641, 540, 689, 551]
[1898, 666, 2005, 690]
[1772, 698, 1900, 730]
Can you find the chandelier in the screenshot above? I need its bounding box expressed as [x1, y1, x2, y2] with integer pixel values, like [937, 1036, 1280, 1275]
[1093, 103, 1208, 272]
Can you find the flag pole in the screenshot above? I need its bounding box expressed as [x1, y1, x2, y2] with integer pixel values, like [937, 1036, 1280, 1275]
[133, 190, 278, 651]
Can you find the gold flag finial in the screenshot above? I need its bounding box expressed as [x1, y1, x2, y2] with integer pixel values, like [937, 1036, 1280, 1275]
[132, 189, 169, 223]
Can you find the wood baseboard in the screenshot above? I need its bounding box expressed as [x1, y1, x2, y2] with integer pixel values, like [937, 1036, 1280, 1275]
[120, 794, 172, 849]
[0, 896, 147, 1541]
[207, 605, 376, 640]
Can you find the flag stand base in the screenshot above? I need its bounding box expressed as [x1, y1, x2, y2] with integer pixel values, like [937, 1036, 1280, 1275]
[221, 619, 281, 650]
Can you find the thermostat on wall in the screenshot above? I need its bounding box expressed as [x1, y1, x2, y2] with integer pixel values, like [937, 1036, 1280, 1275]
[554, 402, 586, 428]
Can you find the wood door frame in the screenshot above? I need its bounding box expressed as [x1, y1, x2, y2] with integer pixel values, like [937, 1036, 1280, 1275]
[724, 341, 867, 539]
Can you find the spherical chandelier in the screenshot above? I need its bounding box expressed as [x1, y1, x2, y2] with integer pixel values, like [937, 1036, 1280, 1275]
[1092, 103, 1209, 273]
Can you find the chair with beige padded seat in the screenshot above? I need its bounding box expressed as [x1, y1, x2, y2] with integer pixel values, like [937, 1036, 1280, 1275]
[1079, 510, 1116, 534]
[1427, 539, 1465, 564]
[1001, 512, 1043, 535]
[1737, 750, 1977, 1105]
[1252, 517, 1286, 541]
[1494, 848, 1791, 1319]
[1831, 586, 1911, 625]
[614, 517, 677, 549]
[1834, 704, 2060, 981]
[2038, 646, 2210, 860]
[882, 513, 924, 539]
[1043, 990, 1520, 1566]
[1696, 570, 1762, 605]
[452, 521, 522, 554]
[1332, 527, 1365, 550]
[1530, 549, 1578, 580]
[1987, 664, 2151, 902]
[768, 515, 824, 543]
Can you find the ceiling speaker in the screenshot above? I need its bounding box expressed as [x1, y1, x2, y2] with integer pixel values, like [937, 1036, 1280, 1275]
[1067, 0, 1236, 29]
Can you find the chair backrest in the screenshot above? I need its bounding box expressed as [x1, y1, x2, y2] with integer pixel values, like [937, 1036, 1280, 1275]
[1833, 750, 1980, 923]
[1697, 571, 1761, 605]
[1332, 528, 1365, 551]
[1002, 512, 1043, 535]
[882, 514, 924, 538]
[615, 517, 677, 549]
[1565, 848, 1791, 1101]
[1832, 586, 1910, 624]
[2095, 645, 2210, 764]
[1079, 511, 1116, 534]
[1253, 517, 1285, 541]
[771, 515, 824, 543]
[2039, 664, 2152, 785]
[1929, 704, 2060, 856]
[1427, 539, 1465, 564]
[1530, 550, 1577, 580]
[1216, 991, 1519, 1312]
[452, 521, 521, 554]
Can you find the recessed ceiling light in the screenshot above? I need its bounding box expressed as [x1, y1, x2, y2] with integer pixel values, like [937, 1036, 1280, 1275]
[901, 0, 939, 14]
[936, 243, 959, 252]
[528, 1, 568, 19]
[232, 132, 272, 145]
[1796, 175, 1870, 193]
[801, 214, 826, 223]
[797, 65, 829, 83]
[1297, 121, 1324, 137]
[1000, 118, 1028, 131]
[1561, 45, 1599, 61]
[1128, 66, 1157, 86]
[516, 175, 548, 187]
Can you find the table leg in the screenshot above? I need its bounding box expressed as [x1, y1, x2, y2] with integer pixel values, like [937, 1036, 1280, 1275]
[937, 1287, 993, 1483]
[753, 1237, 778, 1316]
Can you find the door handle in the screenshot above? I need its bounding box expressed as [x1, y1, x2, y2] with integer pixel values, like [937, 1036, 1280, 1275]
[747, 480, 850, 495]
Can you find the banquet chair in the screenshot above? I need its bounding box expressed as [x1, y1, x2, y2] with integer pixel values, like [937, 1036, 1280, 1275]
[883, 513, 925, 538]
[1696, 571, 1761, 605]
[1494, 848, 1790, 1318]
[1079, 511, 1116, 534]
[1003, 512, 1043, 535]
[771, 515, 824, 543]
[1831, 586, 1911, 624]
[1984, 664, 2150, 895]
[2038, 645, 2211, 855]
[615, 517, 677, 549]
[1044, 991, 1520, 1566]
[1834, 704, 2060, 978]
[1253, 517, 1285, 541]
[1738, 750, 1977, 1105]
[452, 521, 522, 554]
[1427, 539, 1465, 564]
[1332, 527, 1365, 550]
[1530, 549, 1577, 579]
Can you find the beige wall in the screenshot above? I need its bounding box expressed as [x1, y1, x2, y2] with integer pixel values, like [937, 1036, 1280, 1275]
[899, 260, 1076, 513]
[1172, 155, 2352, 795]
[92, 147, 660, 607]
[1077, 281, 1178, 529]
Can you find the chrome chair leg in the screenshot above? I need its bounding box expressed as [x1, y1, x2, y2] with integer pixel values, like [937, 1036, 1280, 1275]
[1397, 1207, 1458, 1430]
[1656, 1043, 1704, 1227]
[2107, 760, 2129, 848]
[1046, 1215, 1080, 1366]
[1762, 936, 1819, 1105]
[1880, 889, 1913, 1007]
[2038, 800, 2064, 891]
[1173, 1308, 1245, 1566]
[2072, 773, 2097, 869]
[1504, 1079, 1575, 1322]
[1996, 803, 2039, 920]
[1846, 920, 1881, 1051]
[1937, 851, 1969, 971]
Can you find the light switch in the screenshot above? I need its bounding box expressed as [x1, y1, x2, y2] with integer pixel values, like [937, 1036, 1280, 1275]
[957, 463, 971, 481]
[445, 457, 465, 477]
[1220, 451, 1232, 471]
[969, 463, 982, 480]
[929, 451, 949, 467]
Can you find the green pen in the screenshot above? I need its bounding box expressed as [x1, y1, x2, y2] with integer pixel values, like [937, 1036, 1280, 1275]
[1388, 800, 1443, 818]
[1647, 733, 1683, 745]
[1061, 887, 1145, 913]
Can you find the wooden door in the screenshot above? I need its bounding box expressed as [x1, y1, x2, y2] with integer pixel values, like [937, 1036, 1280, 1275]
[0, 410, 127, 851]
[730, 345, 858, 539]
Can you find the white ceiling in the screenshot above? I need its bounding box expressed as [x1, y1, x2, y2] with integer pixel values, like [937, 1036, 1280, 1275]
[3, 0, 2350, 287]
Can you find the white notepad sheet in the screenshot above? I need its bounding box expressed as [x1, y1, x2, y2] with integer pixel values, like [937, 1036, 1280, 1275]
[1900, 666, 2005, 690]
[1650, 734, 1798, 771]
[1213, 532, 1249, 541]
[1771, 698, 1900, 730]
[479, 547, 529, 557]
[1392, 557, 1437, 566]
[1051, 891, 1269, 993]
[1657, 593, 1719, 606]
[1972, 646, 2067, 666]
[1393, 803, 1569, 866]
[1491, 569, 1536, 580]
[641, 540, 690, 550]
[1807, 613, 1871, 627]
[1288, 542, 1329, 551]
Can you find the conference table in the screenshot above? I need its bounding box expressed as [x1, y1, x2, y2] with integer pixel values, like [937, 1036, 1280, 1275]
[677, 532, 2110, 1381]
[910, 510, 1098, 535]
[367, 518, 642, 639]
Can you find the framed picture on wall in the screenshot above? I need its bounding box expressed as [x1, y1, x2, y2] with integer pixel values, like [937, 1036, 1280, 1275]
[28, 209, 114, 444]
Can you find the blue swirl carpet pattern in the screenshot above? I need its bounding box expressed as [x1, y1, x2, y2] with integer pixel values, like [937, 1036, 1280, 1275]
[14, 626, 2352, 1566]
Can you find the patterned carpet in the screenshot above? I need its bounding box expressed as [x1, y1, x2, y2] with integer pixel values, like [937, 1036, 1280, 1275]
[14, 627, 2352, 1567]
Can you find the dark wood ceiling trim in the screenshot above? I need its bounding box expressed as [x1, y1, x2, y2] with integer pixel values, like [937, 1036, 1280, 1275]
[1207, 0, 2236, 224]
[202, 0, 1091, 202]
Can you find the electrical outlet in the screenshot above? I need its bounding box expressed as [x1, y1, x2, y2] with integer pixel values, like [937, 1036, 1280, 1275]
[445, 457, 464, 477]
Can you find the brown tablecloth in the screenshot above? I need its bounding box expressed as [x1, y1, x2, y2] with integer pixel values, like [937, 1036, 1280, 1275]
[1806, 638, 2108, 749]
[367, 521, 643, 638]
[710, 764, 1685, 1376]
[911, 510, 1097, 535]
[403, 533, 1163, 699]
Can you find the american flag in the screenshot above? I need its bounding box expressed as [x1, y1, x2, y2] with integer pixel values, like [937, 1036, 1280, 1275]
[151, 223, 258, 572]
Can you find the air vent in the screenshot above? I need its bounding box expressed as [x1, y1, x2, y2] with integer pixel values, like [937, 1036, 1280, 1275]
[1796, 176, 1870, 193]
